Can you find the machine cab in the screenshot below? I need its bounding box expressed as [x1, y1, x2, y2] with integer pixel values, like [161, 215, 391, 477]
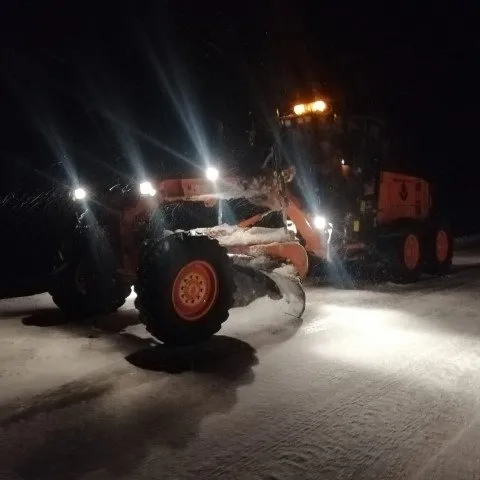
[277, 99, 389, 223]
[277, 98, 430, 238]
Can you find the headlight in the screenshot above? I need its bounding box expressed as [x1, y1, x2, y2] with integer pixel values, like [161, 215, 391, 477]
[73, 187, 87, 200]
[314, 215, 326, 230]
[206, 166, 219, 182]
[139, 181, 156, 197]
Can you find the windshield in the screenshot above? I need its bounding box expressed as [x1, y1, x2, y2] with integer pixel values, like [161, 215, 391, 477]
[279, 121, 345, 214]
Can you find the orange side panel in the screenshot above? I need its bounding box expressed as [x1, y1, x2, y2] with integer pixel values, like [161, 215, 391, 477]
[236, 193, 328, 260]
[157, 178, 218, 201]
[285, 202, 327, 260]
[377, 171, 431, 225]
[156, 167, 297, 204]
[238, 213, 268, 229]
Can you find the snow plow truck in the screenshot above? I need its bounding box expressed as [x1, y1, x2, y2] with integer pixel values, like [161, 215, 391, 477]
[49, 95, 453, 346]
[49, 165, 316, 346]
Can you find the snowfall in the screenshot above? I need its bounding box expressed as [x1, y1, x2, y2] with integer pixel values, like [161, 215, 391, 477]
[2, 250, 480, 479]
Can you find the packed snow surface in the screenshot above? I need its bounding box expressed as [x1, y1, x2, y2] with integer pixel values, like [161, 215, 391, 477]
[1, 249, 480, 479]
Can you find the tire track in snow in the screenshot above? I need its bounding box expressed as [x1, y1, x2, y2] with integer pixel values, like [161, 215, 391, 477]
[411, 400, 480, 480]
[198, 332, 463, 479]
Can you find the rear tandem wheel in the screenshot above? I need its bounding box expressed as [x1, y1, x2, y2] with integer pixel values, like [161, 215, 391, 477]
[424, 220, 453, 275]
[380, 225, 424, 284]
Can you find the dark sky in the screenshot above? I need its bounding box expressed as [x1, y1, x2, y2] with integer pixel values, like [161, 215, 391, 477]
[0, 0, 478, 195]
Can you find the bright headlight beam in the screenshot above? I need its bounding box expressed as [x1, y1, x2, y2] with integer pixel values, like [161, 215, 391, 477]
[314, 215, 326, 230]
[206, 166, 219, 182]
[139, 181, 156, 196]
[73, 187, 87, 200]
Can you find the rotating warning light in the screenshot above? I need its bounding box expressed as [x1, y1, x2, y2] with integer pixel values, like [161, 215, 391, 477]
[312, 100, 327, 112]
[293, 100, 328, 116]
[293, 104, 306, 115]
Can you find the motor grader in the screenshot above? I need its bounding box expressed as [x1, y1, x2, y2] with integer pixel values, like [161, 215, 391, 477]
[49, 165, 321, 346]
[49, 95, 453, 345]
[254, 96, 454, 282]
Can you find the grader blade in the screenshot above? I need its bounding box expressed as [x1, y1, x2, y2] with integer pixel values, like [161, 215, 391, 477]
[193, 226, 308, 317]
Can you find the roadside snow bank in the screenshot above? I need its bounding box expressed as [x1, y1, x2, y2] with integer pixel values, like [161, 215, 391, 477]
[454, 234, 480, 249]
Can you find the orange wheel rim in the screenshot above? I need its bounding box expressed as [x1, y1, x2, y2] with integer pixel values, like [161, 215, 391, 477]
[436, 230, 449, 263]
[404, 234, 420, 270]
[172, 260, 219, 321]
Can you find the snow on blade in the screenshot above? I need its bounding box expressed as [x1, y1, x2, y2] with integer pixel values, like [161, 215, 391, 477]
[265, 271, 306, 318]
[193, 225, 294, 247]
[229, 254, 281, 272]
[272, 264, 298, 279]
[230, 262, 305, 317]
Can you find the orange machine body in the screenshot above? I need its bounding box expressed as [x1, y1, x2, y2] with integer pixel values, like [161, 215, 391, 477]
[116, 168, 313, 281]
[115, 167, 435, 281]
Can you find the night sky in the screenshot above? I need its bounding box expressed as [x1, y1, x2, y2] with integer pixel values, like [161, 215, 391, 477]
[0, 0, 479, 227]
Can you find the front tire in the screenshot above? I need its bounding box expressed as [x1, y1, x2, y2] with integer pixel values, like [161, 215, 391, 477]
[49, 227, 129, 318]
[135, 233, 235, 346]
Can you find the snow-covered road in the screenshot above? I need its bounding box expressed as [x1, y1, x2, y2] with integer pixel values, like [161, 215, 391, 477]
[2, 251, 480, 480]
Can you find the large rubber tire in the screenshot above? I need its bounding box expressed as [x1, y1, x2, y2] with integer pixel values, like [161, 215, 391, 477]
[424, 220, 453, 275]
[49, 226, 130, 318]
[383, 226, 424, 284]
[134, 233, 235, 346]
